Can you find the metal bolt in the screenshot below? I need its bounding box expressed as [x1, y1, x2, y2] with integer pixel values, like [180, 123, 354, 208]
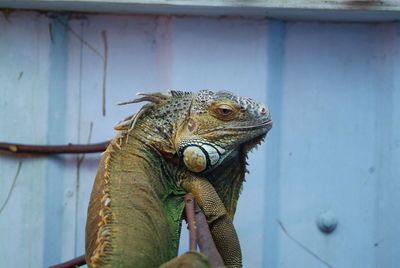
[317, 210, 338, 234]
[66, 188, 74, 197]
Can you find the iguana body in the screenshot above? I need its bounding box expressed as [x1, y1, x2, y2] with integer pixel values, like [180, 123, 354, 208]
[85, 90, 272, 267]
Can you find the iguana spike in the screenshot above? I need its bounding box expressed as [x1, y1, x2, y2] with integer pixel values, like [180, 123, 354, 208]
[169, 90, 192, 97]
[117, 96, 157, 105]
[115, 92, 170, 131]
[118, 92, 169, 106]
[115, 114, 135, 125]
[114, 103, 154, 132]
[113, 123, 130, 131]
[127, 104, 152, 132]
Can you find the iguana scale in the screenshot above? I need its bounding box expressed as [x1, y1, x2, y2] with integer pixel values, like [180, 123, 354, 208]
[85, 90, 272, 267]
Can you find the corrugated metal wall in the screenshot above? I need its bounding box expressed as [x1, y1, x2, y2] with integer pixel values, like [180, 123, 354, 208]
[0, 11, 399, 268]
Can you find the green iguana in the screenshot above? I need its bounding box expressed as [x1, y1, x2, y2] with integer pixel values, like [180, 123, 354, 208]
[85, 90, 272, 268]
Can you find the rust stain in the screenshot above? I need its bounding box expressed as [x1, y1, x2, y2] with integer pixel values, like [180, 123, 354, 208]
[1, 9, 13, 22]
[48, 23, 54, 43]
[55, 17, 103, 58]
[8, 145, 18, 152]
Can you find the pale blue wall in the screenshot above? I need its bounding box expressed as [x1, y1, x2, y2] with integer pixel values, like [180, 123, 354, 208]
[0, 11, 399, 268]
[264, 21, 400, 268]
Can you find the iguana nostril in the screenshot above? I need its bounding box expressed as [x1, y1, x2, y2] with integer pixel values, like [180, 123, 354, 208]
[260, 106, 267, 115]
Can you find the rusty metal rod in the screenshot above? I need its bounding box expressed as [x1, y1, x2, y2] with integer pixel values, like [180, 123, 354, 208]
[0, 141, 110, 154]
[184, 193, 198, 251]
[194, 202, 225, 268]
[49, 255, 86, 268]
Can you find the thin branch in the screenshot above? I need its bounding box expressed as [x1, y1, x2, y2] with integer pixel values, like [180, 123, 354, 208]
[278, 220, 334, 268]
[0, 161, 22, 214]
[49, 255, 86, 268]
[0, 141, 109, 154]
[55, 17, 103, 59]
[54, 17, 108, 117]
[194, 202, 224, 268]
[184, 193, 197, 251]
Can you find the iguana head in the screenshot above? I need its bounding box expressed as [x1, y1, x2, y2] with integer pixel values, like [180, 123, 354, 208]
[116, 90, 272, 173]
[174, 90, 272, 173]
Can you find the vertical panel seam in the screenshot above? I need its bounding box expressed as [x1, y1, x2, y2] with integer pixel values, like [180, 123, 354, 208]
[263, 19, 286, 267]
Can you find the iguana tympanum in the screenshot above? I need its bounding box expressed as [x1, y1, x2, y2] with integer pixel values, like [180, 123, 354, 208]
[85, 90, 272, 268]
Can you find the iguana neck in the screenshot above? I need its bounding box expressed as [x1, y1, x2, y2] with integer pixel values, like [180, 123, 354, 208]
[90, 130, 186, 267]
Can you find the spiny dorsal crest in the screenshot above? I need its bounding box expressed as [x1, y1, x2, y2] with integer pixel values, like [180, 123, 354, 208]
[114, 90, 193, 132]
[169, 90, 192, 97]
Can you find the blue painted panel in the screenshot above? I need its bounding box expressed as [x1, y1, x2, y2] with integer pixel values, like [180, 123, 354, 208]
[264, 21, 400, 268]
[0, 12, 51, 268]
[167, 17, 269, 268]
[0, 11, 399, 268]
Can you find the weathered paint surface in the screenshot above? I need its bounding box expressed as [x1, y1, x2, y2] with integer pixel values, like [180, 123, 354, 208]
[0, 11, 399, 268]
[2, 0, 400, 21]
[264, 21, 400, 268]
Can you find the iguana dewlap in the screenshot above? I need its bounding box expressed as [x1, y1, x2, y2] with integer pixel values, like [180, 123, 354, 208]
[85, 90, 272, 268]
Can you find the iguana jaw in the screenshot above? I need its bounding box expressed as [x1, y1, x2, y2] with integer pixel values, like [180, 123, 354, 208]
[197, 119, 272, 134]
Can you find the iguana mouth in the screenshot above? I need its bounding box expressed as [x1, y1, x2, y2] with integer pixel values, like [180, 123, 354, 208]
[199, 119, 273, 134]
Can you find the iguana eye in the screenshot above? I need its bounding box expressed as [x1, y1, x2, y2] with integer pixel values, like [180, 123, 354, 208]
[216, 104, 233, 116]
